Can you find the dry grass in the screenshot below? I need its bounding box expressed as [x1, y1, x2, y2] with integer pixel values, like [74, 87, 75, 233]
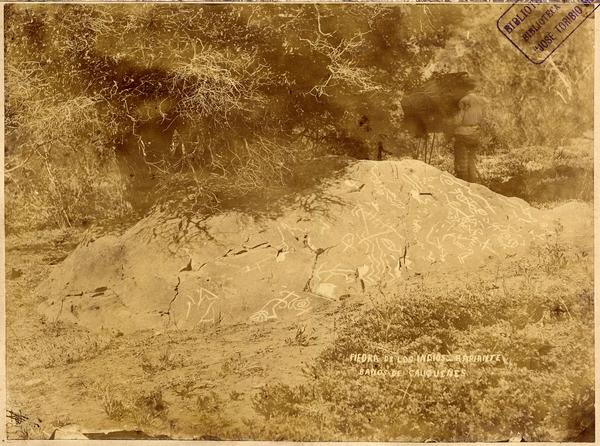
[248, 237, 594, 442]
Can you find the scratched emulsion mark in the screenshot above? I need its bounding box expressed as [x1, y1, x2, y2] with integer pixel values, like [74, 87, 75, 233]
[497, 1, 597, 64]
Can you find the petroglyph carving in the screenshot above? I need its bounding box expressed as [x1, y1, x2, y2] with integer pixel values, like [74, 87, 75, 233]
[249, 291, 311, 323]
[184, 287, 221, 323]
[315, 262, 358, 284]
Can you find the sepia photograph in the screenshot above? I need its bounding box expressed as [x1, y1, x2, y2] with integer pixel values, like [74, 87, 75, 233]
[3, 2, 595, 442]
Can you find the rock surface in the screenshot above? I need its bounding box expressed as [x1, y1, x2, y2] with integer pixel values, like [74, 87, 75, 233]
[37, 159, 589, 333]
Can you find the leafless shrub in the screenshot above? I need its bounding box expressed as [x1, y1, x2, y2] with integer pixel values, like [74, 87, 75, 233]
[100, 385, 128, 421]
[285, 324, 317, 347]
[171, 46, 271, 123]
[153, 135, 306, 219]
[300, 9, 382, 98]
[5, 60, 128, 230]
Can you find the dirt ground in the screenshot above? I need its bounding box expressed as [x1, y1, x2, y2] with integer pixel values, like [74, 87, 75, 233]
[5, 211, 595, 441]
[5, 228, 360, 439]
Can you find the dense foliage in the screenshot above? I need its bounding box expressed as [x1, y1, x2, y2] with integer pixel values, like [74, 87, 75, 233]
[5, 4, 593, 231]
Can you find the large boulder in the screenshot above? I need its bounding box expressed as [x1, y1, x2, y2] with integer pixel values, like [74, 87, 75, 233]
[37, 159, 583, 333]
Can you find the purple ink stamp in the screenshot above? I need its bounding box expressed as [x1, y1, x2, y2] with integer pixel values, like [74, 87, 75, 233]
[497, 1, 598, 64]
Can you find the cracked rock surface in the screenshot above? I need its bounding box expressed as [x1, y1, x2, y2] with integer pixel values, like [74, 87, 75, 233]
[37, 159, 587, 333]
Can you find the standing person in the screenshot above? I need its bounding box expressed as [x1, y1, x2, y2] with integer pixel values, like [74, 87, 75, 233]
[453, 92, 486, 182]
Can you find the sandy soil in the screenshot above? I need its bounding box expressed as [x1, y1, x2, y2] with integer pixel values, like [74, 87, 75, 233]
[5, 200, 594, 441]
[5, 228, 365, 439]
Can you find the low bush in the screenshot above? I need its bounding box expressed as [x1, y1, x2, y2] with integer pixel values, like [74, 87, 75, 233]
[478, 138, 593, 203]
[249, 242, 594, 441]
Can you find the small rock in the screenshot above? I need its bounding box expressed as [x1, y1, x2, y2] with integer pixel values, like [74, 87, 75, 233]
[49, 424, 89, 440]
[7, 268, 22, 280]
[24, 378, 43, 387]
